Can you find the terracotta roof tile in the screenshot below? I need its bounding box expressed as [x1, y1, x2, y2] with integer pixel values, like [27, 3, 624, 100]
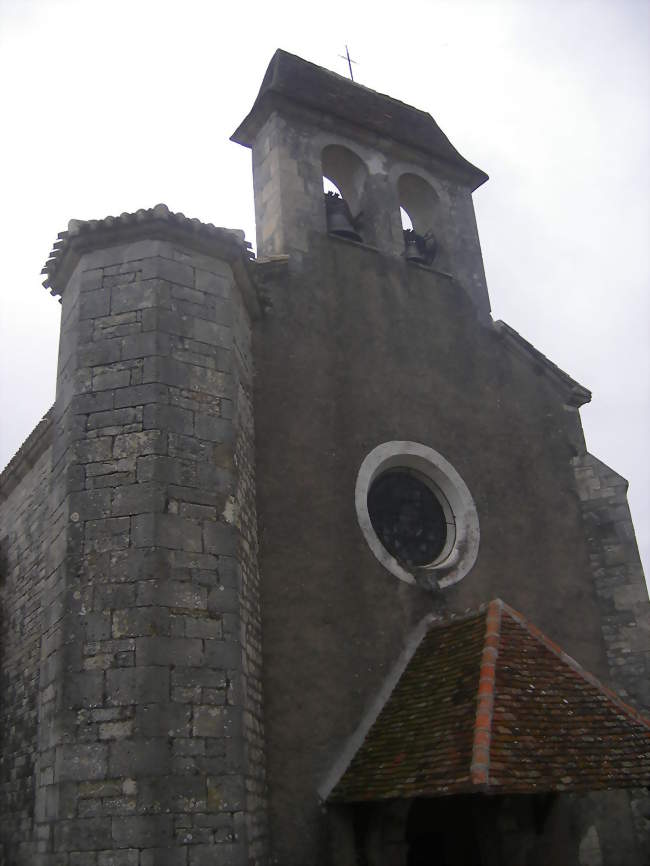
[329, 600, 650, 802]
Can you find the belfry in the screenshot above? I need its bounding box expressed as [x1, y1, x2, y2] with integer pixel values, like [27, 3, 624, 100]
[1, 49, 648, 866]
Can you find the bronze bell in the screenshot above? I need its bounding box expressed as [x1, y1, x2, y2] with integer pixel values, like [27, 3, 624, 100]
[404, 229, 438, 266]
[325, 192, 362, 242]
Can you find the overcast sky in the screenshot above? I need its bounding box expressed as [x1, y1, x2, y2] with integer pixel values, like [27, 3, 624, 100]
[1, 0, 648, 581]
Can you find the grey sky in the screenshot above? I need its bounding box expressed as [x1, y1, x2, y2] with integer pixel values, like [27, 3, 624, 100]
[1, 0, 648, 580]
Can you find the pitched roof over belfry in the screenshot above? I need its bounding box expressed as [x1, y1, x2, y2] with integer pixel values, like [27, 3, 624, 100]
[232, 50, 488, 191]
[328, 599, 650, 802]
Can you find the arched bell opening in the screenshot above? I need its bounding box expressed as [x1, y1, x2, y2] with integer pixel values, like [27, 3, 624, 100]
[398, 173, 443, 268]
[322, 145, 368, 243]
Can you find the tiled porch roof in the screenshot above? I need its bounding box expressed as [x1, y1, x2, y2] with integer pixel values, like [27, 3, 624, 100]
[329, 599, 650, 802]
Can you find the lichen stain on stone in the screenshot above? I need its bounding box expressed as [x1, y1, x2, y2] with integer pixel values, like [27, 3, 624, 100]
[223, 496, 238, 525]
[207, 781, 224, 812]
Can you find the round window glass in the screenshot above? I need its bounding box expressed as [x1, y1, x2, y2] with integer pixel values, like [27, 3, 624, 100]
[367, 469, 449, 568]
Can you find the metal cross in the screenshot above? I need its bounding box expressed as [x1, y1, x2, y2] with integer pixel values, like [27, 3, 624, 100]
[338, 44, 357, 82]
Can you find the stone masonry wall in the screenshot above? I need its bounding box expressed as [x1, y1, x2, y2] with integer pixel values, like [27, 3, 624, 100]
[27, 232, 266, 866]
[231, 294, 267, 860]
[0, 435, 53, 865]
[572, 452, 650, 860]
[572, 453, 649, 711]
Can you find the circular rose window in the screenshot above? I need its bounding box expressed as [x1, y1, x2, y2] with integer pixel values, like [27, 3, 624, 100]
[355, 442, 479, 589]
[367, 469, 454, 568]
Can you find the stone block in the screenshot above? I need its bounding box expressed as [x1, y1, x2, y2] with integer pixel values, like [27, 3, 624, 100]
[183, 615, 223, 640]
[132, 513, 203, 552]
[189, 842, 247, 866]
[179, 502, 218, 522]
[81, 268, 104, 291]
[143, 403, 194, 436]
[113, 382, 169, 408]
[194, 415, 232, 444]
[109, 738, 171, 778]
[136, 579, 207, 610]
[106, 667, 169, 705]
[193, 706, 241, 738]
[203, 521, 237, 557]
[78, 780, 123, 799]
[136, 703, 191, 738]
[112, 606, 170, 638]
[138, 775, 206, 813]
[111, 482, 166, 517]
[97, 850, 140, 866]
[171, 283, 208, 306]
[87, 408, 142, 430]
[70, 853, 98, 866]
[62, 671, 104, 710]
[136, 636, 203, 667]
[213, 299, 233, 327]
[73, 438, 114, 464]
[55, 744, 108, 782]
[93, 367, 132, 391]
[202, 641, 243, 670]
[136, 455, 197, 486]
[141, 256, 194, 288]
[70, 391, 115, 416]
[207, 773, 245, 811]
[83, 612, 113, 642]
[68, 489, 112, 521]
[84, 517, 131, 554]
[98, 719, 135, 741]
[111, 279, 171, 315]
[113, 430, 166, 459]
[140, 848, 189, 866]
[208, 585, 240, 615]
[78, 340, 123, 368]
[121, 331, 170, 361]
[195, 269, 231, 297]
[172, 667, 227, 689]
[111, 815, 173, 848]
[167, 432, 214, 463]
[86, 458, 137, 478]
[54, 818, 112, 851]
[80, 290, 111, 320]
[143, 356, 232, 398]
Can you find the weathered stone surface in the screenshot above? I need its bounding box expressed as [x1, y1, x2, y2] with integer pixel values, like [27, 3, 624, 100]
[111, 815, 173, 847]
[108, 739, 171, 778]
[106, 667, 169, 705]
[55, 745, 108, 782]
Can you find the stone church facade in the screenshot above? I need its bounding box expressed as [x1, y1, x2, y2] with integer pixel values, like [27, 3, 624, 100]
[0, 50, 648, 865]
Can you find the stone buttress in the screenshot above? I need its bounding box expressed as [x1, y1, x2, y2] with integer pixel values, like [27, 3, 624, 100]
[32, 206, 267, 865]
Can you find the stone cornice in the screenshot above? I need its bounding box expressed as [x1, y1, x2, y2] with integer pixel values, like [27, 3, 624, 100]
[493, 319, 591, 408]
[42, 203, 261, 318]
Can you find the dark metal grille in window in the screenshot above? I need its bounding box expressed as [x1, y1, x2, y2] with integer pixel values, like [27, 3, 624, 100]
[367, 470, 448, 567]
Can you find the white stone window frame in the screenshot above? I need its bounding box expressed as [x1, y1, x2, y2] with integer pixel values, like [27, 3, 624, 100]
[355, 441, 480, 589]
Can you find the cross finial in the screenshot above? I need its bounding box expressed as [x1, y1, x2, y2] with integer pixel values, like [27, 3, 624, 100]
[338, 44, 357, 82]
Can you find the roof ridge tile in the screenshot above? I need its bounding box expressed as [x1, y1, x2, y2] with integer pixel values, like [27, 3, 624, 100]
[499, 601, 650, 731]
[471, 599, 502, 787]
